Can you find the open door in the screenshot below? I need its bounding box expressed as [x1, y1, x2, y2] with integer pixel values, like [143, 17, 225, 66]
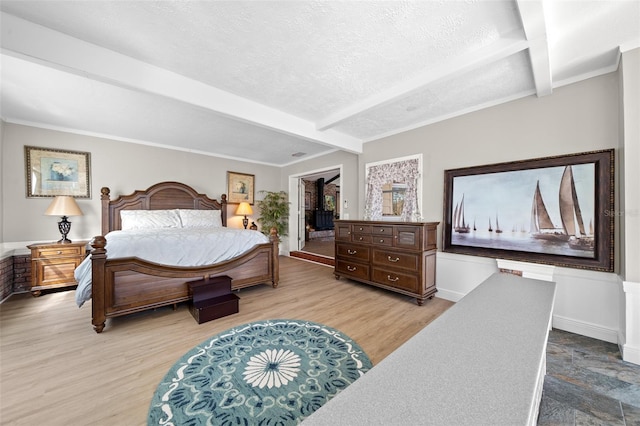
[298, 178, 306, 251]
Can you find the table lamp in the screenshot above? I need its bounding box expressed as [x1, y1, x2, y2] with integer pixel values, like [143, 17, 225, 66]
[44, 195, 84, 243]
[235, 202, 253, 229]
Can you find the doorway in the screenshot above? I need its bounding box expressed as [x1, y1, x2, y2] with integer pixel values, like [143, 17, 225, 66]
[288, 166, 341, 264]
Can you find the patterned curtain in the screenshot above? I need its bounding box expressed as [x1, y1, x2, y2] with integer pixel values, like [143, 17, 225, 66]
[364, 158, 421, 221]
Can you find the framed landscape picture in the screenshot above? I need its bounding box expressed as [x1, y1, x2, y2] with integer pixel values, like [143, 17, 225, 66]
[227, 171, 255, 204]
[442, 150, 614, 272]
[25, 146, 91, 198]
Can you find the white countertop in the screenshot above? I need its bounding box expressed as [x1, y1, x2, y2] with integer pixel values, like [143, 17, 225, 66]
[304, 272, 556, 425]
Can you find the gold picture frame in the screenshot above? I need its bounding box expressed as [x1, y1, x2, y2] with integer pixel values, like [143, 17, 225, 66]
[227, 171, 255, 204]
[25, 146, 91, 198]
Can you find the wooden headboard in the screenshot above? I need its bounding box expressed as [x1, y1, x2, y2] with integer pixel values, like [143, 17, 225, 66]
[101, 181, 227, 234]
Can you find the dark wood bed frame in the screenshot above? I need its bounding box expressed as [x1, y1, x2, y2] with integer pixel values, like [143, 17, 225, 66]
[89, 181, 279, 333]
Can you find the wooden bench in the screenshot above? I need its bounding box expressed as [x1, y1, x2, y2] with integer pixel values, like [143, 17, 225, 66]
[304, 272, 556, 425]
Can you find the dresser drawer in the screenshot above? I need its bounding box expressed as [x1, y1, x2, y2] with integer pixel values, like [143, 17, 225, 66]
[372, 225, 393, 236]
[352, 224, 371, 234]
[371, 235, 393, 246]
[351, 234, 372, 244]
[336, 244, 370, 262]
[336, 259, 370, 281]
[372, 249, 419, 271]
[372, 268, 419, 292]
[32, 245, 84, 258]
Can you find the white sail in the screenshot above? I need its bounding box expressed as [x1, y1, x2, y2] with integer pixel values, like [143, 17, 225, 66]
[453, 202, 460, 229]
[530, 180, 568, 241]
[559, 166, 587, 237]
[531, 181, 556, 232]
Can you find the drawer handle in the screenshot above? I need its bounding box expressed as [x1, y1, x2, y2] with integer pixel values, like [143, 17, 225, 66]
[358, 227, 363, 231]
[347, 249, 358, 255]
[387, 275, 400, 282]
[359, 237, 364, 241]
[379, 239, 385, 243]
[380, 229, 385, 232]
[387, 256, 400, 263]
[57, 251, 63, 255]
[347, 266, 357, 272]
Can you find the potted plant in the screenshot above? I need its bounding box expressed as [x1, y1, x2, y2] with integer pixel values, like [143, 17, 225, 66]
[256, 190, 290, 239]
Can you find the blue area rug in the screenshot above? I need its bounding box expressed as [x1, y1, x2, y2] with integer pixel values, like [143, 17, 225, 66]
[148, 319, 372, 425]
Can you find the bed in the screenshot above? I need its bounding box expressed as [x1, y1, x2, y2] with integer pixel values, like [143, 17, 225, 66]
[79, 181, 279, 333]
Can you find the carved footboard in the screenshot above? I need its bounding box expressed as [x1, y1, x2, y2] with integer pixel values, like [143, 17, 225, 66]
[90, 229, 279, 333]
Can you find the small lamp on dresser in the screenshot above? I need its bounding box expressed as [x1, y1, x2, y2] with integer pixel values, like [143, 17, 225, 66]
[44, 195, 83, 243]
[235, 202, 253, 229]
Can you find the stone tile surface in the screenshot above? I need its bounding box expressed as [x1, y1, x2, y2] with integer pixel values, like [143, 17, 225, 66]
[538, 329, 640, 426]
[622, 402, 640, 426]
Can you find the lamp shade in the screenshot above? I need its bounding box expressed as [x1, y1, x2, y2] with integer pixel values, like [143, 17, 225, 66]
[235, 202, 253, 216]
[44, 196, 84, 216]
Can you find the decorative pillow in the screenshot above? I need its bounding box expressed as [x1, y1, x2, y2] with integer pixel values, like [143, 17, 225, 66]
[120, 209, 182, 230]
[178, 209, 223, 228]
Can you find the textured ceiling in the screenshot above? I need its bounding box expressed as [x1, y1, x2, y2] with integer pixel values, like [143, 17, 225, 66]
[1, 1, 638, 166]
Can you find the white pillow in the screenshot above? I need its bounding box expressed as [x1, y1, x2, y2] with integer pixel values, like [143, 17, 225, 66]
[120, 209, 182, 230]
[178, 209, 223, 228]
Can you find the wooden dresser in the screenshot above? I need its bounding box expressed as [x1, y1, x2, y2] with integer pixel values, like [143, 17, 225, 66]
[334, 220, 439, 305]
[27, 241, 88, 296]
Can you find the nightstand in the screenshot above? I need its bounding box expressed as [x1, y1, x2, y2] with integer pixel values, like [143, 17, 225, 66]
[27, 241, 89, 296]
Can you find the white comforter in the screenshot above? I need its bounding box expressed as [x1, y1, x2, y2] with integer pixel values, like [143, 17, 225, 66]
[74, 227, 270, 307]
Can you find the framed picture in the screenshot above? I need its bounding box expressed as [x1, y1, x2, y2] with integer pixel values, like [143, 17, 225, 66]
[443, 150, 614, 272]
[325, 195, 336, 211]
[227, 171, 255, 204]
[25, 146, 91, 198]
[305, 192, 311, 210]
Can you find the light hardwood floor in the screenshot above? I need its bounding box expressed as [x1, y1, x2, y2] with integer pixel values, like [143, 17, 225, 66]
[0, 256, 453, 426]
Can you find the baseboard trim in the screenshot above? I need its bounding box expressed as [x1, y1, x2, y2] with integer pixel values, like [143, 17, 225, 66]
[553, 315, 618, 344]
[622, 343, 640, 365]
[434, 288, 465, 302]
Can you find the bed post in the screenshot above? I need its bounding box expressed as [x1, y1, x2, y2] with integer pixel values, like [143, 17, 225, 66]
[220, 194, 228, 227]
[100, 187, 111, 235]
[91, 236, 107, 333]
[270, 227, 279, 288]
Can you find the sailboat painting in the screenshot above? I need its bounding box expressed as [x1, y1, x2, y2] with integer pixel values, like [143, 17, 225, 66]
[443, 150, 614, 272]
[447, 163, 595, 258]
[451, 163, 595, 253]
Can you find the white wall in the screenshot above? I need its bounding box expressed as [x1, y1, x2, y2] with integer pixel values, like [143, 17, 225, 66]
[620, 47, 640, 364]
[620, 48, 640, 283]
[0, 120, 5, 244]
[361, 72, 622, 343]
[1, 124, 281, 245]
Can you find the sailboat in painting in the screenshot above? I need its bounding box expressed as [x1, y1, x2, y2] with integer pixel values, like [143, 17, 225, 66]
[495, 214, 503, 233]
[453, 194, 471, 233]
[530, 180, 569, 241]
[559, 166, 594, 251]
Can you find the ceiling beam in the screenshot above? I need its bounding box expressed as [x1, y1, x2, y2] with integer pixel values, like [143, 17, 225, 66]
[516, 0, 552, 97]
[315, 30, 530, 132]
[0, 12, 363, 154]
[325, 174, 340, 185]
